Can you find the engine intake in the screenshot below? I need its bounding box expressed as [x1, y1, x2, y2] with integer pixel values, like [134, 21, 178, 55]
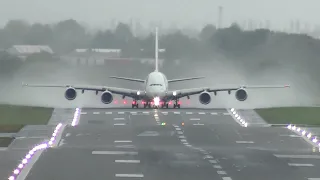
[101, 91, 113, 104]
[199, 92, 211, 105]
[65, 87, 77, 100]
[235, 88, 248, 101]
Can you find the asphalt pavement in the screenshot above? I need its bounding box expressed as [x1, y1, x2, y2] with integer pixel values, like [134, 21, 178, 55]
[20, 108, 320, 180]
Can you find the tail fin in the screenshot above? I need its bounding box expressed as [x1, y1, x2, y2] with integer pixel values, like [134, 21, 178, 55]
[155, 27, 159, 72]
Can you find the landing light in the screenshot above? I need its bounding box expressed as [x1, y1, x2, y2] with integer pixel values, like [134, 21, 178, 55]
[154, 97, 160, 106]
[173, 91, 177, 96]
[137, 91, 140, 95]
[161, 122, 166, 126]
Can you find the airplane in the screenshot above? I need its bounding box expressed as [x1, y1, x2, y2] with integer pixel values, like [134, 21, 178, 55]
[22, 28, 290, 109]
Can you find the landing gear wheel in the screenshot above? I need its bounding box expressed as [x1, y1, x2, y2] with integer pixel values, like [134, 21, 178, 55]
[165, 103, 169, 108]
[173, 104, 180, 109]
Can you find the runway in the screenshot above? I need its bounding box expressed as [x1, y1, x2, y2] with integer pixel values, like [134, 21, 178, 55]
[22, 108, 320, 180]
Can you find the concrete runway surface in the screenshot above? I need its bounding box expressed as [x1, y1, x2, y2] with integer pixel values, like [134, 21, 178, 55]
[16, 108, 320, 180]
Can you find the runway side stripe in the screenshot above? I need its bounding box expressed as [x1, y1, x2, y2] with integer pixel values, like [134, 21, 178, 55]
[115, 174, 144, 178]
[92, 151, 138, 155]
[274, 154, 320, 159]
[288, 163, 314, 167]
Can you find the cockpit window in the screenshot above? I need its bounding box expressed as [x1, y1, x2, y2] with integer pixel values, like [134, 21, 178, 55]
[149, 84, 163, 86]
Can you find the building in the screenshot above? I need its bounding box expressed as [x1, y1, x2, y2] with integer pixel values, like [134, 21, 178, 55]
[6, 45, 54, 60]
[60, 48, 122, 65]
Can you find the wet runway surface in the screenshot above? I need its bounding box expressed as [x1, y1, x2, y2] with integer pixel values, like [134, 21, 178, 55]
[21, 108, 320, 180]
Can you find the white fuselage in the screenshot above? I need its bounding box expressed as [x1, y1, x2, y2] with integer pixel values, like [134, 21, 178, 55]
[144, 71, 168, 100]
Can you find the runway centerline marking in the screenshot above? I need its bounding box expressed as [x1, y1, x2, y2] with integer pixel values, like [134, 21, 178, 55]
[211, 112, 218, 115]
[223, 113, 230, 115]
[93, 112, 100, 114]
[193, 123, 204, 125]
[178, 136, 185, 138]
[198, 112, 205, 114]
[105, 112, 112, 114]
[174, 112, 180, 114]
[209, 160, 217, 163]
[186, 112, 193, 114]
[217, 171, 227, 175]
[114, 117, 125, 120]
[92, 151, 138, 155]
[288, 163, 314, 167]
[118, 112, 125, 114]
[213, 165, 222, 169]
[80, 112, 87, 115]
[190, 118, 200, 121]
[114, 123, 126, 126]
[236, 141, 254, 144]
[115, 174, 144, 178]
[114, 140, 132, 143]
[115, 160, 140, 163]
[222, 177, 232, 180]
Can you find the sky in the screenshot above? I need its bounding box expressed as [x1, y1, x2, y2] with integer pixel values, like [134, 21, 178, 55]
[0, 0, 319, 30]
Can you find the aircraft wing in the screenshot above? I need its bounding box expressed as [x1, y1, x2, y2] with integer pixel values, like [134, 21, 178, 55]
[109, 76, 145, 83]
[167, 76, 205, 83]
[22, 83, 143, 98]
[167, 84, 290, 99]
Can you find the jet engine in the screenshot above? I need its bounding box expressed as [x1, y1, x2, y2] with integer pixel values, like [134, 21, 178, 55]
[65, 87, 77, 100]
[101, 91, 113, 104]
[199, 92, 211, 105]
[235, 88, 248, 101]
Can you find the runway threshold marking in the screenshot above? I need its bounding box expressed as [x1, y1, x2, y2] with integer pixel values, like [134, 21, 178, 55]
[115, 160, 140, 163]
[92, 151, 138, 155]
[114, 140, 132, 143]
[274, 154, 320, 159]
[288, 163, 314, 167]
[115, 174, 144, 178]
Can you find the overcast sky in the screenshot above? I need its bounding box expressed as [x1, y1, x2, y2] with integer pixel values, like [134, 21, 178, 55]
[0, 0, 319, 30]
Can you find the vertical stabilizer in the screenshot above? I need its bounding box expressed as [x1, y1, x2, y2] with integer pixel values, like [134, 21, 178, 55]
[155, 27, 159, 72]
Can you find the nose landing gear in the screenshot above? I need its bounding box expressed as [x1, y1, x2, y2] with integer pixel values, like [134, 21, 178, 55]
[132, 100, 139, 108]
[173, 99, 180, 109]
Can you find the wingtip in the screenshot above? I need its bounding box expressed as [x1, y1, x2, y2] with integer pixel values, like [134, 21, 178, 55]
[284, 84, 290, 88]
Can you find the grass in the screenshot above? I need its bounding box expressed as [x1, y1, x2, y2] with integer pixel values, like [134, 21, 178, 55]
[0, 137, 15, 147]
[0, 105, 53, 133]
[255, 107, 320, 125]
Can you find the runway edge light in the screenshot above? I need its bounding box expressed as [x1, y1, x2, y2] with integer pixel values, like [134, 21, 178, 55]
[8, 108, 79, 180]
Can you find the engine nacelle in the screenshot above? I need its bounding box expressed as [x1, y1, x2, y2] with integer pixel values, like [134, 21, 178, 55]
[199, 92, 211, 105]
[235, 88, 248, 101]
[101, 91, 113, 104]
[65, 87, 77, 100]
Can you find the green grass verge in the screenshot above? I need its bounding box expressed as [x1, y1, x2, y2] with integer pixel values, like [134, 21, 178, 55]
[0, 137, 15, 147]
[255, 107, 320, 125]
[0, 105, 53, 132]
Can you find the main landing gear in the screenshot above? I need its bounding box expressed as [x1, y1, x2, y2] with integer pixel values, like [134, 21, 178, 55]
[173, 99, 180, 109]
[132, 100, 139, 108]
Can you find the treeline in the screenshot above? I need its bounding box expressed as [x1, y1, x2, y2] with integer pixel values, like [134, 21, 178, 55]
[1, 19, 320, 74]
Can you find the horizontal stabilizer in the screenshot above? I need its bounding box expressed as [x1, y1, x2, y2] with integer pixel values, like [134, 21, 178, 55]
[109, 76, 145, 83]
[168, 76, 205, 83]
